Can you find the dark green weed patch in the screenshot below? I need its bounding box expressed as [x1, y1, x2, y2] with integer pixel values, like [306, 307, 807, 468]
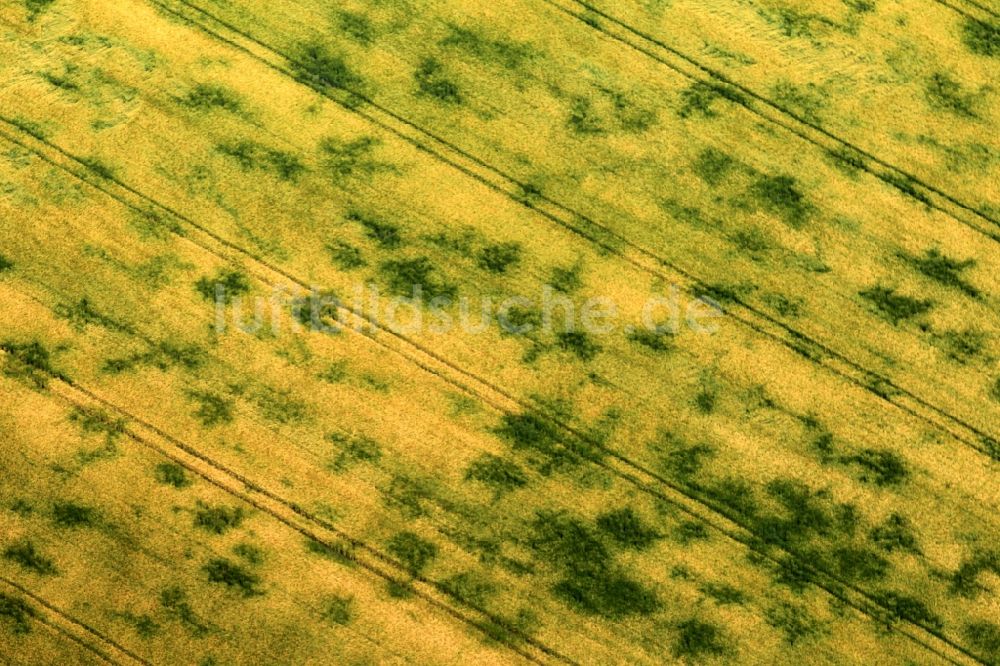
[290, 42, 364, 92]
[962, 19, 1000, 57]
[387, 531, 437, 576]
[160, 586, 209, 636]
[181, 84, 242, 113]
[478, 242, 522, 274]
[380, 257, 456, 301]
[672, 619, 728, 659]
[0, 340, 63, 388]
[464, 454, 528, 495]
[0, 593, 35, 634]
[195, 268, 250, 304]
[51, 501, 99, 528]
[348, 210, 402, 249]
[858, 286, 932, 325]
[216, 140, 305, 181]
[925, 72, 978, 118]
[154, 462, 192, 488]
[595, 507, 660, 550]
[901, 248, 978, 297]
[414, 58, 462, 104]
[750, 174, 812, 227]
[194, 504, 245, 535]
[185, 390, 234, 426]
[203, 558, 263, 597]
[3, 540, 57, 575]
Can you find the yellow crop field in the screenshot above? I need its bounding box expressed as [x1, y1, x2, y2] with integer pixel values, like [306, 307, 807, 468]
[0, 0, 997, 663]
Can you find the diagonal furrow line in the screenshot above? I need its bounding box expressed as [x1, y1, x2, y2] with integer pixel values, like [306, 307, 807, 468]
[0, 577, 148, 666]
[934, 0, 1000, 21]
[0, 129, 981, 665]
[0, 349, 564, 666]
[544, 0, 1000, 239]
[137, 0, 1000, 456]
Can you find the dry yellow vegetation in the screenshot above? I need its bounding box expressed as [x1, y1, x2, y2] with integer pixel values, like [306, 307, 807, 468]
[0, 0, 998, 664]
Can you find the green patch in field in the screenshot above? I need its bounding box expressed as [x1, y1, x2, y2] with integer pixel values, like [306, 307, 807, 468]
[0, 593, 35, 634]
[185, 390, 234, 427]
[54, 298, 132, 333]
[550, 264, 582, 293]
[935, 329, 988, 364]
[70, 406, 125, 444]
[181, 83, 242, 113]
[24, 0, 55, 21]
[387, 531, 438, 576]
[380, 257, 456, 301]
[858, 286, 932, 325]
[233, 543, 264, 566]
[290, 42, 364, 93]
[691, 147, 735, 186]
[195, 268, 250, 304]
[464, 454, 528, 496]
[673, 520, 710, 545]
[771, 80, 827, 123]
[651, 433, 715, 482]
[869, 513, 920, 554]
[595, 507, 660, 550]
[79, 156, 116, 180]
[325, 240, 366, 269]
[699, 582, 746, 605]
[441, 571, 495, 607]
[965, 621, 1000, 663]
[319, 136, 396, 181]
[216, 140, 305, 181]
[1, 340, 64, 388]
[900, 248, 979, 298]
[627, 327, 674, 353]
[925, 72, 979, 118]
[103, 341, 206, 375]
[3, 540, 57, 575]
[478, 241, 522, 274]
[336, 10, 374, 46]
[677, 81, 748, 119]
[672, 618, 728, 659]
[567, 96, 605, 135]
[322, 594, 354, 625]
[750, 174, 812, 227]
[203, 558, 263, 597]
[348, 210, 402, 249]
[160, 586, 209, 636]
[193, 504, 245, 535]
[440, 24, 534, 71]
[881, 171, 930, 205]
[0, 254, 13, 272]
[765, 601, 826, 645]
[118, 612, 160, 639]
[414, 58, 462, 104]
[556, 330, 601, 361]
[962, 19, 1000, 57]
[51, 501, 99, 528]
[841, 449, 908, 487]
[949, 551, 1000, 599]
[530, 511, 660, 619]
[154, 462, 192, 489]
[871, 590, 942, 630]
[326, 432, 382, 471]
[496, 409, 586, 472]
[7, 117, 47, 141]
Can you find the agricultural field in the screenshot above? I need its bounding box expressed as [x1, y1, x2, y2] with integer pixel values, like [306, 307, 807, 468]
[0, 0, 997, 663]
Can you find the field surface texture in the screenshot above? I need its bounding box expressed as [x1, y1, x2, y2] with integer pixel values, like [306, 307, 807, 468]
[0, 0, 998, 664]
